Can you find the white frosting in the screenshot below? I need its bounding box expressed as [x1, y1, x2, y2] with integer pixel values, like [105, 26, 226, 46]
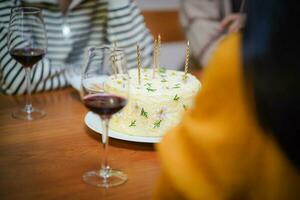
[105, 68, 201, 137]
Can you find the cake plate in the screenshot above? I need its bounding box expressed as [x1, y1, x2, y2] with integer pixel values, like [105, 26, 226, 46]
[84, 112, 162, 143]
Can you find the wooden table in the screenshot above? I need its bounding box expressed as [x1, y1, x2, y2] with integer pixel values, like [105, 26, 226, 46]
[0, 88, 160, 199]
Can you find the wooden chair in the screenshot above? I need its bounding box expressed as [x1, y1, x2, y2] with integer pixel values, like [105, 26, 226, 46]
[142, 10, 185, 42]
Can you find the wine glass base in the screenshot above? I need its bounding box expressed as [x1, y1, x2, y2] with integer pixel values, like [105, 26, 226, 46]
[12, 108, 46, 121]
[83, 169, 127, 188]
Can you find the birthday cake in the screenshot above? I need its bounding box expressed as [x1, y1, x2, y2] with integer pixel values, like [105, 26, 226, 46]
[104, 68, 201, 137]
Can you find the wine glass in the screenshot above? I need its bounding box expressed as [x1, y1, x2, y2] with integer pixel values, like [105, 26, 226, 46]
[81, 46, 129, 187]
[7, 7, 47, 120]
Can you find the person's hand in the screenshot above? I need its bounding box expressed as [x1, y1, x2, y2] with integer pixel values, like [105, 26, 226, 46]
[219, 14, 246, 33]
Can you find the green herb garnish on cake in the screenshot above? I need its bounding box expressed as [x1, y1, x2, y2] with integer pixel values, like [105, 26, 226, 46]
[153, 120, 162, 128]
[173, 83, 181, 88]
[146, 87, 156, 92]
[173, 94, 180, 101]
[159, 68, 166, 73]
[183, 104, 188, 110]
[144, 83, 152, 87]
[129, 120, 136, 127]
[140, 108, 148, 118]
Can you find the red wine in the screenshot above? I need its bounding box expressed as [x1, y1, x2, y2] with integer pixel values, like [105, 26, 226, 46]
[84, 94, 127, 117]
[10, 48, 45, 68]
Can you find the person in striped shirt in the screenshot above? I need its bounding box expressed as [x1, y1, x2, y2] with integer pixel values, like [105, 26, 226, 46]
[0, 0, 153, 95]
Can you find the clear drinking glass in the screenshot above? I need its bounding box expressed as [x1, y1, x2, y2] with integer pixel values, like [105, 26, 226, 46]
[81, 46, 129, 187]
[7, 7, 47, 120]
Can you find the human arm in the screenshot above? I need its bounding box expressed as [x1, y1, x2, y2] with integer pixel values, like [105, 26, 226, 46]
[106, 0, 153, 68]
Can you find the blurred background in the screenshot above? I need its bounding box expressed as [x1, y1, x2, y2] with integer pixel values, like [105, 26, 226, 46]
[137, 0, 186, 70]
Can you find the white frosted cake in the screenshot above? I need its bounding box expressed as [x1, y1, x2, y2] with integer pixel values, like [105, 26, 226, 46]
[105, 68, 201, 137]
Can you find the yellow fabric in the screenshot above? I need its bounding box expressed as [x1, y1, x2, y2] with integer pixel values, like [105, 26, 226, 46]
[154, 33, 300, 200]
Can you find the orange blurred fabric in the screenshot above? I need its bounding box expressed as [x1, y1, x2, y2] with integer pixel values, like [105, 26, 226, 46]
[154, 33, 300, 200]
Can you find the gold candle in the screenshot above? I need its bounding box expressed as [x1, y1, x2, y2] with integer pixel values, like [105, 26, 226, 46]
[153, 39, 157, 78]
[137, 44, 141, 85]
[184, 40, 190, 79]
[157, 34, 161, 72]
[111, 41, 117, 78]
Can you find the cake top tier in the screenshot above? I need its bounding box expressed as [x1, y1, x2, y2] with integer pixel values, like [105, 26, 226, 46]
[106, 68, 200, 97]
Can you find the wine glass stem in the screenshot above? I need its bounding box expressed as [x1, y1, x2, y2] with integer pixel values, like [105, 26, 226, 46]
[100, 117, 110, 179]
[25, 67, 33, 114]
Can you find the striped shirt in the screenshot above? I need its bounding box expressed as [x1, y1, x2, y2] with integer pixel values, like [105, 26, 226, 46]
[0, 0, 153, 95]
